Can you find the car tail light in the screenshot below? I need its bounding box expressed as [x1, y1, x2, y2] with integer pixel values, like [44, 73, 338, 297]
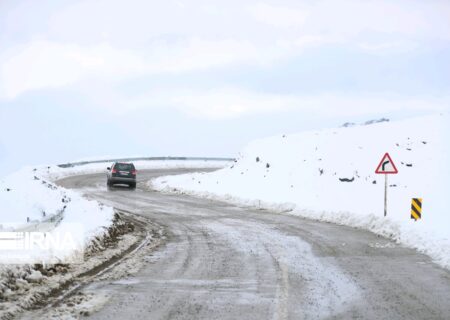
[112, 168, 117, 173]
[131, 170, 137, 175]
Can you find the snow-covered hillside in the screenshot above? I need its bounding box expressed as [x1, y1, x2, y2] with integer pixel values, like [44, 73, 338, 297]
[152, 114, 450, 269]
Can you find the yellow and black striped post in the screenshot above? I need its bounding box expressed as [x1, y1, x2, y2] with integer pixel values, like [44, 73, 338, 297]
[411, 198, 422, 221]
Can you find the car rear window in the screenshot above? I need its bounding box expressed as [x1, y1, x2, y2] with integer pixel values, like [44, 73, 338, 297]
[114, 163, 134, 171]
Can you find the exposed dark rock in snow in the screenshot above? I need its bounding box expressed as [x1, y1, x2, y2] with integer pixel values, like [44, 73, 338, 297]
[341, 118, 391, 128]
[363, 118, 389, 125]
[256, 157, 260, 162]
[339, 177, 355, 182]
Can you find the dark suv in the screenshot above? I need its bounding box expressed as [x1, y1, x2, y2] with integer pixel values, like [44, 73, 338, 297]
[107, 162, 137, 189]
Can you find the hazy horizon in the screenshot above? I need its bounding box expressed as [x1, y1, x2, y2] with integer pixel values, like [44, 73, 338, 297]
[1, 0, 449, 176]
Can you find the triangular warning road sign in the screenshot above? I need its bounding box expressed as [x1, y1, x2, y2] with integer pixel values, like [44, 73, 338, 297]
[375, 152, 398, 174]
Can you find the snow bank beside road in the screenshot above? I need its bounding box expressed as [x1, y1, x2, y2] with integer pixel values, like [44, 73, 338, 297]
[152, 114, 450, 269]
[0, 168, 114, 263]
[0, 166, 114, 318]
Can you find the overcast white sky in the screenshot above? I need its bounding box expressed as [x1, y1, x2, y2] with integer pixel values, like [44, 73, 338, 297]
[0, 0, 449, 175]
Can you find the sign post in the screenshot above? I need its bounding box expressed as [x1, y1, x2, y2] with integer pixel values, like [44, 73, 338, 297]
[384, 174, 388, 217]
[375, 152, 398, 217]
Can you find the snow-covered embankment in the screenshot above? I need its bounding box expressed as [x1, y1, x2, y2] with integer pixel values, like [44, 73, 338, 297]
[152, 114, 450, 269]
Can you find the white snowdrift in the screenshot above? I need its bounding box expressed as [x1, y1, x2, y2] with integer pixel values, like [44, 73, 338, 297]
[0, 167, 114, 264]
[152, 114, 450, 269]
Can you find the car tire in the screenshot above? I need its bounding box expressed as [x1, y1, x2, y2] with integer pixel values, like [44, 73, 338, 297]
[130, 183, 136, 189]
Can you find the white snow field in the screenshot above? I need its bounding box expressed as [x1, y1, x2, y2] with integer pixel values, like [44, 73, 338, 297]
[152, 114, 450, 269]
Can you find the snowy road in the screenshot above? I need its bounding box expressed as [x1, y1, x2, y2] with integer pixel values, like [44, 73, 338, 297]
[54, 168, 450, 320]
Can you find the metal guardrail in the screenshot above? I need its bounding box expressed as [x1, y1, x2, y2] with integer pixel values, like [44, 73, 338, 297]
[57, 157, 235, 168]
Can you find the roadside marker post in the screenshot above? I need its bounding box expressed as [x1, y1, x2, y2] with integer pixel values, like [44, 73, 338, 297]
[375, 153, 398, 217]
[411, 198, 422, 221]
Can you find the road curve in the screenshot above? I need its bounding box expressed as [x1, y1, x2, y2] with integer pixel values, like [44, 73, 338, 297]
[56, 168, 450, 320]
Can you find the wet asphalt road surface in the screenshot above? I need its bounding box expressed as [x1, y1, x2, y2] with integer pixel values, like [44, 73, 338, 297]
[54, 168, 450, 320]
